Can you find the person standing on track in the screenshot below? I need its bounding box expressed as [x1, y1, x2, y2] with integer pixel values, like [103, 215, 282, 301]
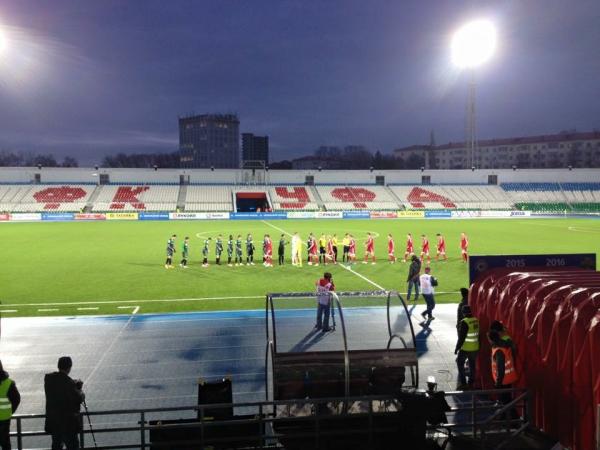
[403, 233, 414, 262]
[44, 357, 85, 450]
[406, 255, 421, 301]
[460, 232, 469, 263]
[419, 266, 437, 321]
[0, 360, 21, 450]
[315, 272, 335, 332]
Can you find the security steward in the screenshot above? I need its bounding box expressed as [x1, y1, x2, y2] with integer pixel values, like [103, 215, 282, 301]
[0, 361, 21, 450]
[489, 331, 518, 414]
[44, 357, 85, 450]
[454, 305, 479, 389]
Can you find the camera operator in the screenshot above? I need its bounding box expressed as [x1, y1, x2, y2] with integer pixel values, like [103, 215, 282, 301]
[44, 357, 85, 450]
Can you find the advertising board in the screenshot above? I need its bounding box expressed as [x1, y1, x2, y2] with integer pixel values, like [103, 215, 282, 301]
[425, 210, 452, 218]
[315, 211, 343, 219]
[105, 212, 139, 220]
[370, 211, 399, 219]
[342, 211, 370, 219]
[397, 211, 425, 218]
[41, 213, 75, 221]
[286, 211, 316, 219]
[74, 213, 106, 221]
[11, 213, 42, 221]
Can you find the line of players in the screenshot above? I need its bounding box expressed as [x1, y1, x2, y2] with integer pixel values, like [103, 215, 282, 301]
[164, 232, 469, 268]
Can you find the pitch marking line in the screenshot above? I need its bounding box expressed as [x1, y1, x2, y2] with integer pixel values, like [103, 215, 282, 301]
[37, 308, 59, 312]
[261, 220, 386, 291]
[77, 307, 99, 311]
[86, 304, 139, 384]
[0, 310, 18, 313]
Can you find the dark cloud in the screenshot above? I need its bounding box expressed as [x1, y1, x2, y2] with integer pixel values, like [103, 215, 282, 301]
[0, 0, 598, 165]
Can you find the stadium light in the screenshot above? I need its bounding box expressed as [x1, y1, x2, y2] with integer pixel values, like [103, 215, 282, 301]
[451, 19, 497, 170]
[451, 20, 497, 69]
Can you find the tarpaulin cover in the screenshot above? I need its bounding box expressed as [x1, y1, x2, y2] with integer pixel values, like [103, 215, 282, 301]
[469, 268, 600, 450]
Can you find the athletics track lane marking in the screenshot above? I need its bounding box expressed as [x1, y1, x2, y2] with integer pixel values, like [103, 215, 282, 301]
[261, 220, 386, 291]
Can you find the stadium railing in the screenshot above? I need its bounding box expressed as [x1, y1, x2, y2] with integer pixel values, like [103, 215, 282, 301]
[9, 388, 531, 450]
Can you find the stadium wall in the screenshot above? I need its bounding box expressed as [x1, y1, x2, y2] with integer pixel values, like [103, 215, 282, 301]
[1, 167, 600, 184]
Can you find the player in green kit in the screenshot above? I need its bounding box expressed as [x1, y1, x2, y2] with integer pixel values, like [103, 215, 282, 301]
[215, 234, 223, 265]
[235, 235, 243, 266]
[202, 237, 212, 267]
[180, 236, 189, 268]
[165, 234, 177, 269]
[227, 235, 234, 266]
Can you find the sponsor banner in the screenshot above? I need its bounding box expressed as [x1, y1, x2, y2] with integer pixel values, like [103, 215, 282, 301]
[510, 210, 531, 217]
[230, 212, 288, 220]
[286, 211, 316, 219]
[343, 211, 370, 219]
[480, 210, 512, 218]
[315, 211, 343, 219]
[451, 210, 482, 218]
[105, 212, 139, 221]
[11, 213, 42, 221]
[139, 212, 170, 221]
[42, 212, 75, 221]
[425, 210, 452, 218]
[469, 253, 596, 283]
[0, 213, 10, 221]
[397, 210, 425, 218]
[74, 213, 106, 221]
[370, 211, 399, 219]
[169, 212, 231, 220]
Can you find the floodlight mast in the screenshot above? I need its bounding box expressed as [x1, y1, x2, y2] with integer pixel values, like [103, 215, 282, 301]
[451, 20, 497, 169]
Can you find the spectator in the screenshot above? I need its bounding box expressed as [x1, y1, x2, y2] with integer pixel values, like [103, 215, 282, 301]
[315, 272, 335, 332]
[406, 255, 421, 301]
[419, 267, 437, 321]
[0, 360, 21, 450]
[454, 305, 480, 389]
[488, 331, 519, 417]
[44, 357, 85, 450]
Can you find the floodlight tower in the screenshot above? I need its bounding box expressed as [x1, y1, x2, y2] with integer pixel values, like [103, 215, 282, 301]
[451, 20, 497, 168]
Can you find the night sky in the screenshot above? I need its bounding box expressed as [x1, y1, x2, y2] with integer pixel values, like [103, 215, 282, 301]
[0, 0, 598, 165]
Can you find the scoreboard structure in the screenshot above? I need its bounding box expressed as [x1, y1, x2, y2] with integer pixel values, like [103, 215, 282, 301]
[468, 253, 597, 283]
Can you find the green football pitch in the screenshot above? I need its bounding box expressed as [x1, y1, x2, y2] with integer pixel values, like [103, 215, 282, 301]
[1, 218, 599, 317]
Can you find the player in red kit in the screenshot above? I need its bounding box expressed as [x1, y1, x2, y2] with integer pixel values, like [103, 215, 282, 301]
[308, 235, 319, 266]
[363, 232, 376, 264]
[348, 235, 357, 264]
[387, 234, 396, 263]
[325, 236, 336, 265]
[435, 233, 447, 261]
[420, 234, 431, 265]
[263, 234, 273, 267]
[460, 232, 469, 262]
[403, 233, 414, 262]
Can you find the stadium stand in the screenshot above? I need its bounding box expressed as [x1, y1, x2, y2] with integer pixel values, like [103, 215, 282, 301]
[0, 184, 94, 212]
[92, 185, 179, 211]
[269, 186, 319, 211]
[389, 185, 512, 210]
[316, 186, 399, 210]
[503, 182, 600, 213]
[185, 186, 234, 211]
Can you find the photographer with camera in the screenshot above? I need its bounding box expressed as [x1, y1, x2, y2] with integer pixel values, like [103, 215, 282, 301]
[44, 357, 85, 450]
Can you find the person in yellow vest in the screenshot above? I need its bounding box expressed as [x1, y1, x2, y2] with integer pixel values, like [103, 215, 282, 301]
[489, 330, 519, 415]
[341, 233, 351, 263]
[454, 305, 479, 390]
[0, 360, 21, 450]
[318, 234, 327, 264]
[331, 234, 339, 263]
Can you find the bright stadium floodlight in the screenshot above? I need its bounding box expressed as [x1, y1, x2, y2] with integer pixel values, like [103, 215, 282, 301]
[451, 19, 497, 69]
[451, 19, 497, 169]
